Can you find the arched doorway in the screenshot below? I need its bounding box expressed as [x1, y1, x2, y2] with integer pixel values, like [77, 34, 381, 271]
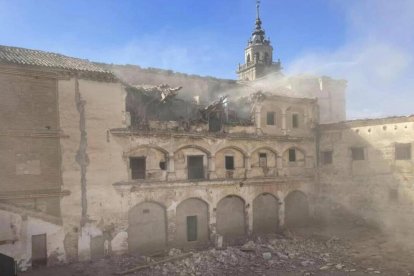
[253, 193, 279, 234]
[176, 198, 209, 247]
[285, 191, 309, 227]
[128, 202, 167, 254]
[216, 195, 246, 241]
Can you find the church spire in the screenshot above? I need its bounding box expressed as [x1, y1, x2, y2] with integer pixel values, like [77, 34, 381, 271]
[237, 0, 281, 81]
[251, 0, 266, 44]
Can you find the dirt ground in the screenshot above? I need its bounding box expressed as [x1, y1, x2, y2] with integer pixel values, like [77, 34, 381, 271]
[20, 220, 414, 276]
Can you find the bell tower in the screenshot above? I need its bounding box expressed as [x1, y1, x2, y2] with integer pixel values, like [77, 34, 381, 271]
[237, 0, 281, 81]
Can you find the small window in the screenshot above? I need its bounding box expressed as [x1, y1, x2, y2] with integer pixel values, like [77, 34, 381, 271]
[321, 151, 333, 165]
[292, 114, 299, 128]
[259, 153, 267, 167]
[351, 147, 365, 161]
[395, 143, 411, 160]
[289, 149, 296, 162]
[159, 161, 167, 170]
[130, 157, 146, 179]
[266, 112, 275, 125]
[225, 156, 234, 170]
[187, 216, 198, 242]
[389, 188, 398, 202]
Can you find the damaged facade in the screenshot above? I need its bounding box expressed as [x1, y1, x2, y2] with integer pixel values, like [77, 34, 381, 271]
[0, 3, 412, 272]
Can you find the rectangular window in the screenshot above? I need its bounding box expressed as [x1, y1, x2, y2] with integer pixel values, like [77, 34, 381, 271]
[225, 156, 234, 170]
[130, 157, 146, 179]
[188, 156, 204, 180]
[292, 113, 299, 128]
[289, 149, 296, 162]
[395, 143, 412, 160]
[259, 153, 267, 167]
[266, 112, 275, 125]
[321, 151, 333, 165]
[186, 216, 198, 242]
[351, 147, 365, 161]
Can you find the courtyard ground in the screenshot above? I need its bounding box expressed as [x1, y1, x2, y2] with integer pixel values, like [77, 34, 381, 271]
[20, 219, 414, 276]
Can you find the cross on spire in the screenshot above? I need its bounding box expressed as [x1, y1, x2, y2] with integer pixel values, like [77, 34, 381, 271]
[256, 0, 261, 19]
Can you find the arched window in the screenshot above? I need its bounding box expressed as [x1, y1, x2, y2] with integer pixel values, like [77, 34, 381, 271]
[246, 54, 251, 63]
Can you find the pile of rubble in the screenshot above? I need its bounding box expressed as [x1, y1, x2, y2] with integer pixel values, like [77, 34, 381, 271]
[115, 234, 383, 276]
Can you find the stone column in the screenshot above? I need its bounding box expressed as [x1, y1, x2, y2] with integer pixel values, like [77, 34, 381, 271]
[278, 199, 285, 229]
[208, 155, 217, 179]
[167, 155, 176, 181]
[166, 207, 176, 247]
[282, 111, 287, 134]
[246, 200, 253, 236]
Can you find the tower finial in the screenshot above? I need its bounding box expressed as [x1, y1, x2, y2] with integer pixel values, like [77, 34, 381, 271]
[256, 0, 261, 19]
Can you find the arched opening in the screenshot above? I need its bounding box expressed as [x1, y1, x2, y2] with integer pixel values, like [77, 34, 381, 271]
[253, 193, 279, 234]
[174, 145, 210, 181]
[250, 147, 278, 177]
[216, 195, 246, 242]
[176, 198, 209, 248]
[128, 202, 167, 254]
[285, 191, 309, 228]
[215, 146, 246, 179]
[246, 54, 251, 63]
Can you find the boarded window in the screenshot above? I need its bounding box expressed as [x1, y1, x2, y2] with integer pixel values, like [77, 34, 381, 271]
[130, 157, 146, 179]
[32, 234, 47, 267]
[292, 114, 299, 128]
[266, 112, 275, 125]
[259, 153, 267, 167]
[395, 143, 411, 160]
[225, 156, 234, 170]
[289, 149, 296, 162]
[188, 156, 204, 180]
[351, 147, 365, 161]
[187, 216, 198, 242]
[321, 151, 333, 165]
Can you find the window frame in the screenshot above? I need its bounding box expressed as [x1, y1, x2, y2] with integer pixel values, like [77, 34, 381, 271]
[321, 150, 333, 165]
[130, 156, 146, 180]
[288, 149, 296, 162]
[292, 113, 299, 129]
[351, 147, 365, 161]
[266, 111, 275, 126]
[395, 143, 412, 160]
[225, 155, 235, 170]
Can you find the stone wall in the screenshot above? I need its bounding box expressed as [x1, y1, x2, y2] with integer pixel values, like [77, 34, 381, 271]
[318, 117, 414, 237]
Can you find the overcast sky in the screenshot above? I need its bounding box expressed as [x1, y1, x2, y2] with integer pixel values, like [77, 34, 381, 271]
[0, 0, 413, 119]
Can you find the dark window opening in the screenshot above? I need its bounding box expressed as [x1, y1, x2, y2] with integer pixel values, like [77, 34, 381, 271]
[266, 112, 275, 125]
[289, 149, 296, 162]
[292, 114, 299, 128]
[321, 151, 333, 165]
[259, 153, 267, 167]
[159, 161, 167, 170]
[395, 143, 412, 160]
[246, 54, 251, 63]
[351, 147, 365, 161]
[187, 216, 198, 242]
[225, 156, 234, 170]
[255, 52, 260, 62]
[130, 157, 146, 179]
[188, 156, 204, 180]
